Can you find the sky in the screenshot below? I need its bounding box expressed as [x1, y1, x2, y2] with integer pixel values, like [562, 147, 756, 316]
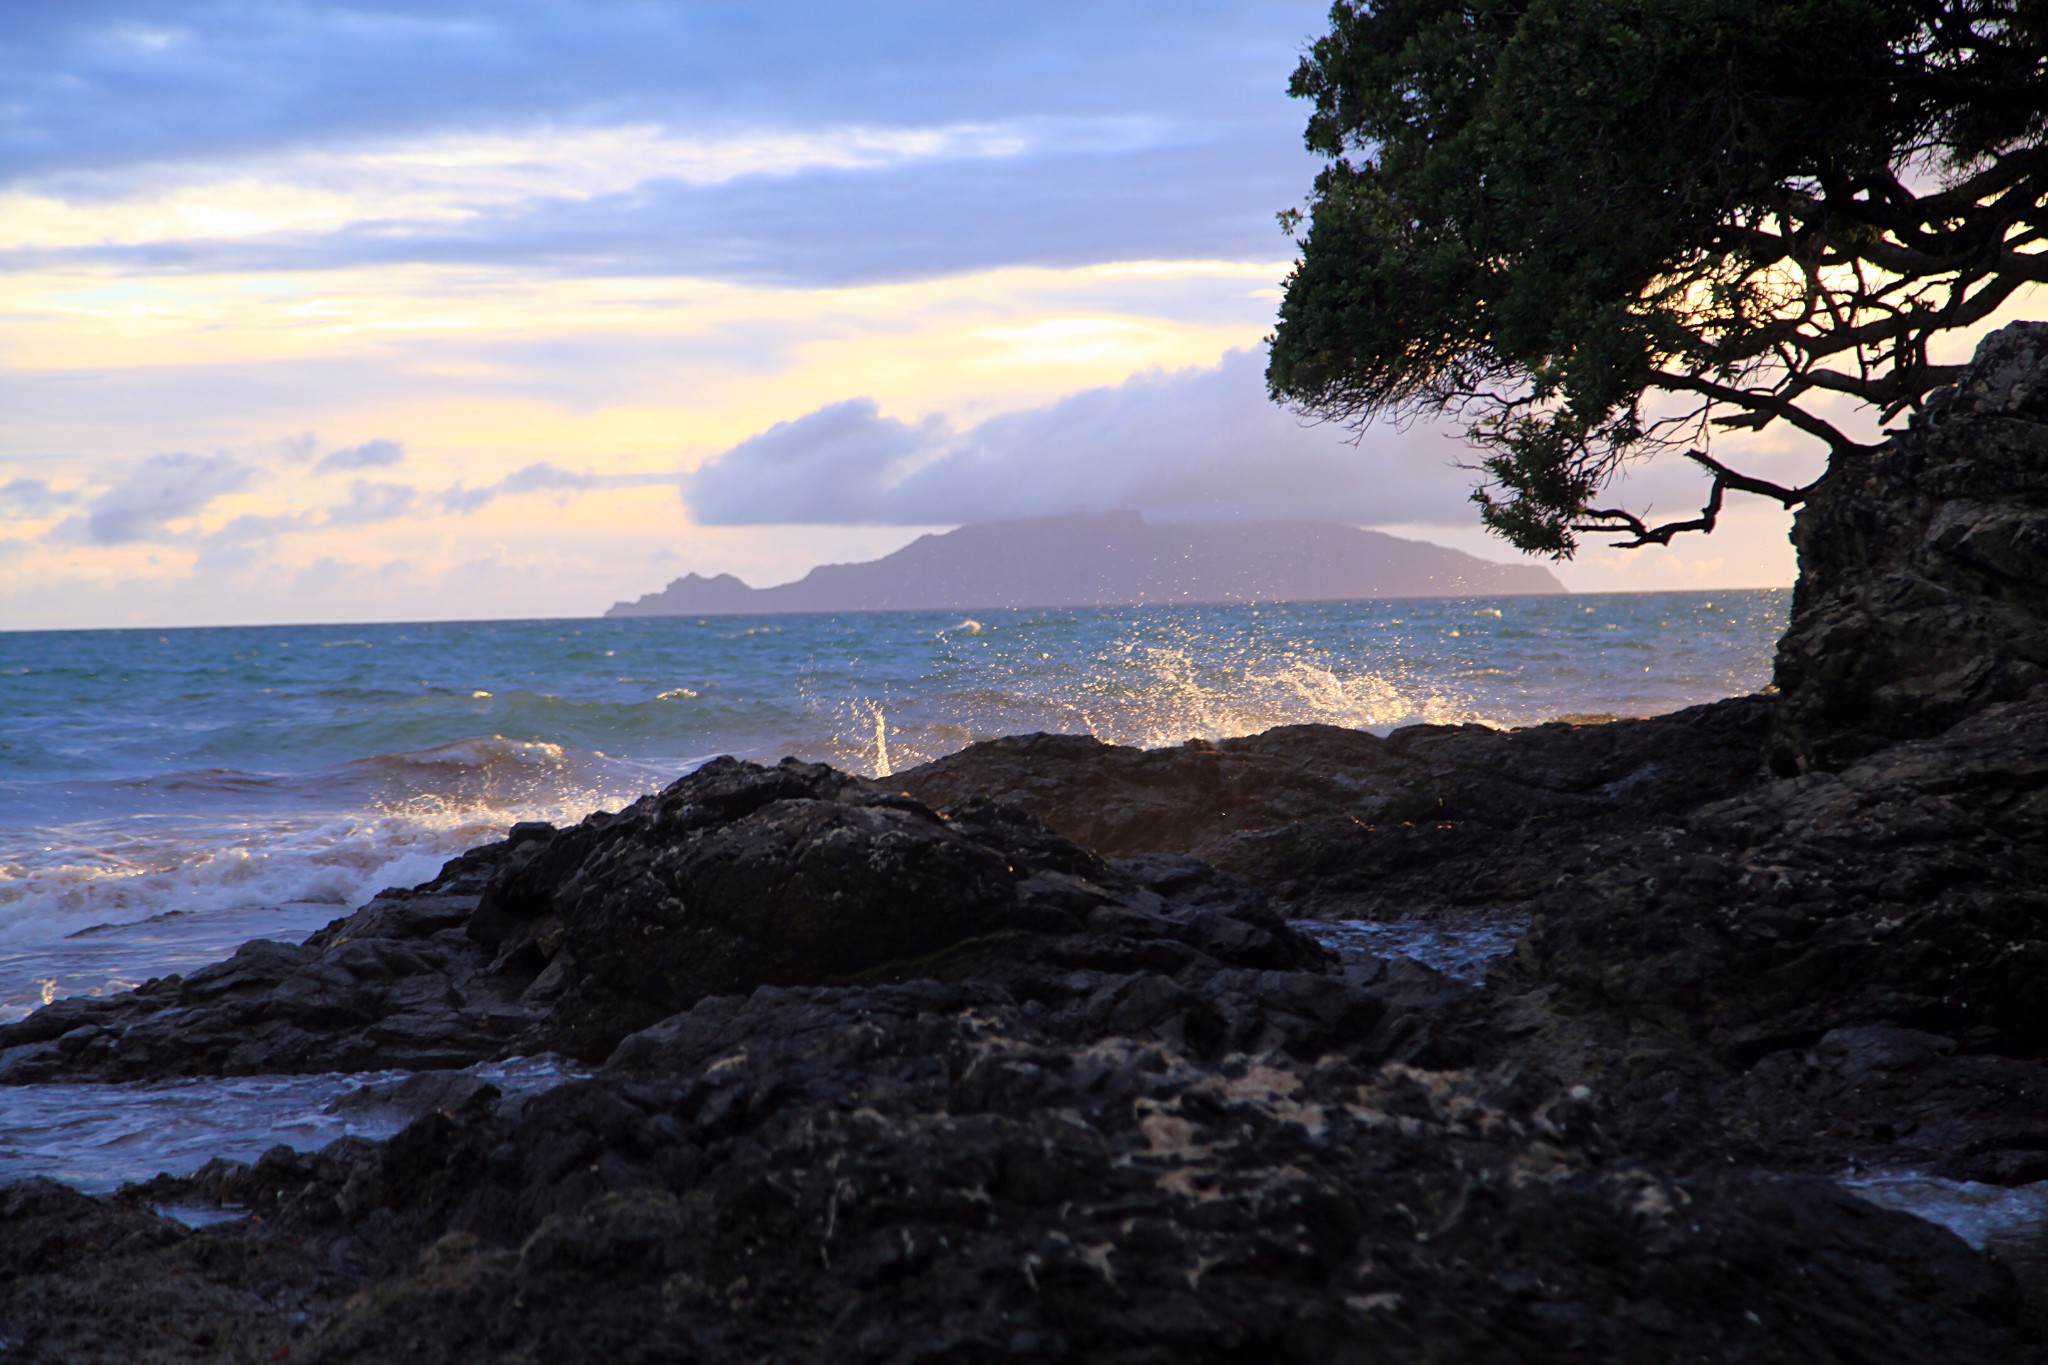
[0, 1, 1967, 629]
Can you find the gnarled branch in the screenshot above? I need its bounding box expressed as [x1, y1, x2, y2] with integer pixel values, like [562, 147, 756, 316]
[1570, 450, 1820, 548]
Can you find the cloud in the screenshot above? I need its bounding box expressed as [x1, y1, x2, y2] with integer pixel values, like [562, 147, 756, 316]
[324, 479, 417, 525]
[314, 438, 404, 474]
[0, 4, 1320, 285]
[440, 485, 501, 516]
[270, 431, 320, 464]
[50, 450, 256, 544]
[0, 476, 78, 519]
[694, 401, 949, 522]
[441, 460, 673, 514]
[496, 461, 604, 495]
[0, 126, 1307, 288]
[206, 511, 304, 543]
[687, 349, 1491, 528]
[191, 511, 308, 574]
[0, 4, 1320, 184]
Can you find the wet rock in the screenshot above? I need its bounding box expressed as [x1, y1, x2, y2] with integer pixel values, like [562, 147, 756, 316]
[899, 697, 1777, 920]
[458, 756, 1335, 1058]
[0, 1177, 335, 1362]
[325, 1068, 505, 1125]
[1507, 687, 2048, 1061]
[11, 985, 2038, 1364]
[0, 923, 526, 1083]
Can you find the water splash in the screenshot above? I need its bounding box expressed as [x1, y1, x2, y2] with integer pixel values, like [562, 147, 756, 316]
[1064, 634, 1499, 750]
[868, 701, 893, 779]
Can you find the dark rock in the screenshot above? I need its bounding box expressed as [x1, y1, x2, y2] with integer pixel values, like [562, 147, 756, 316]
[900, 696, 1777, 919]
[10, 983, 2037, 1364]
[0, 756, 1331, 1079]
[1772, 322, 2048, 773]
[1506, 686, 2048, 1060]
[0, 920, 529, 1083]
[468, 756, 1335, 1058]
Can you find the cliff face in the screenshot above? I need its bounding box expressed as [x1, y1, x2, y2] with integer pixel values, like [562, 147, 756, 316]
[607, 512, 1564, 616]
[1771, 322, 2048, 772]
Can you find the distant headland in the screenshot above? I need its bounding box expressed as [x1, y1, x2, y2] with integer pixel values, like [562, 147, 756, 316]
[606, 511, 1564, 616]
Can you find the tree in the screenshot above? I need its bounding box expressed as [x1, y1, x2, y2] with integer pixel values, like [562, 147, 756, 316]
[1266, 0, 2048, 555]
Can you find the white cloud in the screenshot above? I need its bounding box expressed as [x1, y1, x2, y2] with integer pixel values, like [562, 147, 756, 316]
[441, 461, 675, 515]
[0, 4, 1323, 286]
[50, 450, 256, 545]
[0, 477, 78, 519]
[324, 479, 417, 525]
[314, 438, 405, 474]
[192, 512, 307, 574]
[0, 122, 1043, 255]
[688, 349, 1488, 528]
[206, 512, 306, 543]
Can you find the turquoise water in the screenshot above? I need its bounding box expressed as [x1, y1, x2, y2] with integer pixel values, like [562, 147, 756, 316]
[0, 591, 1787, 1017]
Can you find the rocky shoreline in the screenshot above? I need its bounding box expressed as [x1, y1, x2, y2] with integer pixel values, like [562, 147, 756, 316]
[3, 326, 2047, 1361]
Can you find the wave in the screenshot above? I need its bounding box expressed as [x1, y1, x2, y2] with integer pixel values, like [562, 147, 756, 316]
[0, 735, 682, 960]
[108, 733, 662, 807]
[0, 809, 493, 949]
[258, 690, 745, 766]
[0, 1055, 587, 1192]
[788, 645, 1507, 781]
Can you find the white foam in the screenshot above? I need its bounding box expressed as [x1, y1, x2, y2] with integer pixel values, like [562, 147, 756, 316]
[0, 741, 675, 1019]
[0, 810, 492, 950]
[0, 734, 662, 954]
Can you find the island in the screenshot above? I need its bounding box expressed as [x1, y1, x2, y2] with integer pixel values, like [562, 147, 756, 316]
[605, 511, 1564, 616]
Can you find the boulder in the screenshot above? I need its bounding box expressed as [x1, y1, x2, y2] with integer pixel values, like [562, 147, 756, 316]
[1772, 321, 2048, 773]
[0, 757, 1336, 1080]
[900, 697, 1776, 919]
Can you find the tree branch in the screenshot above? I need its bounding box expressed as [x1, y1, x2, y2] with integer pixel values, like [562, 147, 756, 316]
[1569, 450, 1819, 549]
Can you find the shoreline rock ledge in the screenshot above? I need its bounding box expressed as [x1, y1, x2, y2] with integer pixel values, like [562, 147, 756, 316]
[3, 325, 2047, 1362]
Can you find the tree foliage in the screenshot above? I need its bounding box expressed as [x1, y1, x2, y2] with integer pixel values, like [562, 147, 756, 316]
[1266, 0, 2048, 554]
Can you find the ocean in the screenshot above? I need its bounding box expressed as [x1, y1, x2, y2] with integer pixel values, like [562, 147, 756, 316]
[0, 590, 1789, 1029]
